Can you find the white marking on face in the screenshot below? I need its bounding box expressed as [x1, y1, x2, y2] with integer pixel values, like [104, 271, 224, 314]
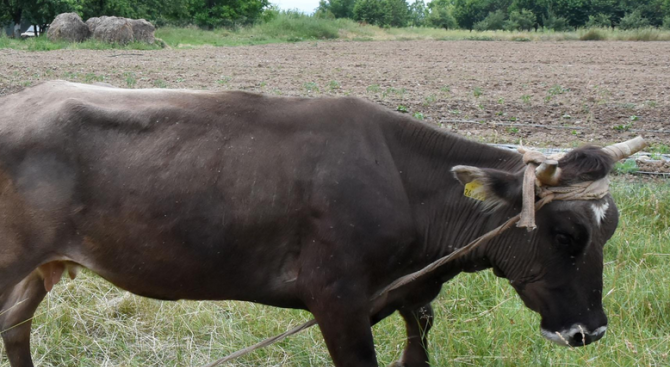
[541, 324, 607, 346]
[591, 326, 607, 338]
[591, 202, 610, 227]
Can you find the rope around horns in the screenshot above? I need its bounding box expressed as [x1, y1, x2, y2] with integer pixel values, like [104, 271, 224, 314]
[202, 150, 611, 367]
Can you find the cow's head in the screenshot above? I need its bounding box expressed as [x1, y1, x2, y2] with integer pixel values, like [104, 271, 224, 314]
[452, 138, 645, 347]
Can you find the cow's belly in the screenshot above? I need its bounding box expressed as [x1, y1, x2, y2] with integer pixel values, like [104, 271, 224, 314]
[68, 233, 305, 309]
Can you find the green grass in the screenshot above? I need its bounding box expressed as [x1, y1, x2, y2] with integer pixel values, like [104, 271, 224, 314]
[613, 159, 639, 174]
[0, 33, 162, 51]
[155, 15, 359, 48]
[578, 26, 670, 41]
[4, 18, 670, 52]
[0, 178, 667, 366]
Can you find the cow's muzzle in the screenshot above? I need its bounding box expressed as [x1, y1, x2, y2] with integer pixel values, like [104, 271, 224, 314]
[541, 324, 607, 347]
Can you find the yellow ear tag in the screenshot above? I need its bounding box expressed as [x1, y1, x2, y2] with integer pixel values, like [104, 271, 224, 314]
[464, 181, 486, 201]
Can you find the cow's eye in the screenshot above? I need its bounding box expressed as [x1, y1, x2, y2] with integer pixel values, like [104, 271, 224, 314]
[551, 223, 590, 256]
[555, 233, 573, 246]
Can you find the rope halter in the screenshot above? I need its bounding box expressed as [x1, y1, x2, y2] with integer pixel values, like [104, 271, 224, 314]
[517, 136, 646, 229]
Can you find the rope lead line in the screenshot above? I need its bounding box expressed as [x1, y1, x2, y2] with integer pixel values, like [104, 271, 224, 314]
[202, 319, 318, 367]
[203, 203, 533, 367]
[204, 153, 611, 367]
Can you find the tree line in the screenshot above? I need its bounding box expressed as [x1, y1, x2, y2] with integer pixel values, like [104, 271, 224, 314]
[317, 0, 670, 30]
[1, 0, 269, 35]
[3, 0, 670, 37]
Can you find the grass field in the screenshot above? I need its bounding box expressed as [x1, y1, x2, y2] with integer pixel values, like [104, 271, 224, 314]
[2, 13, 670, 51]
[1, 177, 667, 366]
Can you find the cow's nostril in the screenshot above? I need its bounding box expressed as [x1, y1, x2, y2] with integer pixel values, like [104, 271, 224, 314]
[572, 331, 585, 346]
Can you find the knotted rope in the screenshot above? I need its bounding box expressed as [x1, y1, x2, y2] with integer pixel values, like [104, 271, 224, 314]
[203, 149, 612, 367]
[517, 147, 609, 229]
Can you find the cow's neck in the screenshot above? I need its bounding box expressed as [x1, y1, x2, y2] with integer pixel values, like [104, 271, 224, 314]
[384, 116, 524, 278]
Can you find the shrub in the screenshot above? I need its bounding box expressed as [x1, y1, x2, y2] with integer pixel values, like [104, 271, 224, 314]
[504, 9, 536, 31]
[473, 10, 505, 31]
[662, 16, 670, 30]
[260, 5, 280, 23]
[586, 13, 611, 28]
[254, 11, 340, 40]
[542, 12, 571, 31]
[618, 10, 650, 30]
[622, 28, 662, 41]
[580, 28, 606, 41]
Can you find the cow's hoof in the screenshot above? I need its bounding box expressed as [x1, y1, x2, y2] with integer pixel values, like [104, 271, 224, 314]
[388, 362, 405, 367]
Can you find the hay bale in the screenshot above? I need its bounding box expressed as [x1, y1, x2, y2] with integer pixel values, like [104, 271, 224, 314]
[128, 19, 155, 44]
[86, 16, 155, 44]
[85, 16, 109, 35]
[47, 13, 90, 42]
[91, 16, 133, 44]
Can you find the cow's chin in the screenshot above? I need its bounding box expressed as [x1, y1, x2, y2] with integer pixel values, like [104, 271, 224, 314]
[540, 324, 607, 347]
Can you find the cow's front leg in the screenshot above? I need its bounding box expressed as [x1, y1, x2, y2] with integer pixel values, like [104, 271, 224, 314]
[311, 300, 378, 367]
[0, 271, 48, 367]
[304, 281, 378, 367]
[390, 304, 434, 367]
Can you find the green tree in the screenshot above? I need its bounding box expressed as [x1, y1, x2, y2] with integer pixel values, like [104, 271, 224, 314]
[407, 0, 427, 26]
[353, 0, 383, 24]
[317, 0, 356, 19]
[509, 0, 545, 27]
[427, 0, 458, 29]
[1, 0, 24, 36]
[542, 11, 570, 30]
[618, 9, 649, 29]
[549, 0, 591, 28]
[382, 0, 408, 27]
[589, 0, 622, 23]
[134, 0, 191, 26]
[636, 0, 667, 26]
[2, 0, 79, 37]
[315, 0, 335, 18]
[79, 0, 137, 19]
[473, 9, 505, 30]
[452, 0, 482, 30]
[187, 0, 269, 28]
[585, 13, 611, 27]
[452, 0, 511, 30]
[23, 0, 81, 35]
[504, 8, 536, 30]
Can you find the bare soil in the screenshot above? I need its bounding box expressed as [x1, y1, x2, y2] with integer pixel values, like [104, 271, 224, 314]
[2, 40, 669, 152]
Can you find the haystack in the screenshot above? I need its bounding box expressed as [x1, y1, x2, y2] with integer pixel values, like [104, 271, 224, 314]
[128, 19, 155, 44]
[85, 16, 108, 35]
[91, 16, 134, 44]
[47, 13, 90, 42]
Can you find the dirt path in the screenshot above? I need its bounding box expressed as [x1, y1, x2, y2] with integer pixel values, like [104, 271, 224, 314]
[2, 40, 669, 150]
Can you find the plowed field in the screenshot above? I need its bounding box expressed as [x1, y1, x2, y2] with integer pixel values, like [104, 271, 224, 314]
[2, 40, 669, 149]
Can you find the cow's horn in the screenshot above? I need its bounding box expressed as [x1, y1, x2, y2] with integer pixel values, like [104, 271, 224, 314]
[535, 160, 561, 186]
[602, 136, 646, 161]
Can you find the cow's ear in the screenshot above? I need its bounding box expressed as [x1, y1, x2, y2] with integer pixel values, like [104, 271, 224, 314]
[452, 165, 522, 211]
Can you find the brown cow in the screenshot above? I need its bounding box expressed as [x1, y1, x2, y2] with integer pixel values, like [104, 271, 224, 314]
[0, 81, 638, 366]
